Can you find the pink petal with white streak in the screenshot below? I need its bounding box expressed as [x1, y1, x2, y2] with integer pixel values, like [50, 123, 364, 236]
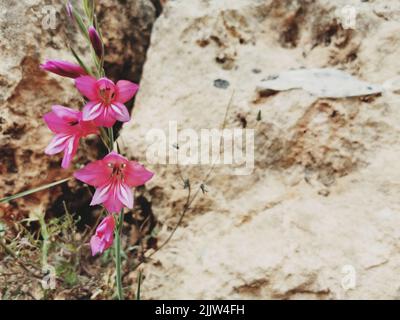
[44, 133, 71, 155]
[90, 183, 112, 206]
[61, 136, 79, 168]
[82, 101, 104, 121]
[109, 102, 130, 122]
[116, 182, 133, 209]
[94, 107, 117, 128]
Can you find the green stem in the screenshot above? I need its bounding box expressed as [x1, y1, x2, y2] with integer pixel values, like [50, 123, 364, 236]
[86, 2, 123, 299]
[114, 210, 124, 300]
[107, 122, 123, 299]
[108, 127, 114, 150]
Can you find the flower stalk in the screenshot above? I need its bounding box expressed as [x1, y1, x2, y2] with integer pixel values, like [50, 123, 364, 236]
[39, 0, 153, 300]
[114, 210, 124, 300]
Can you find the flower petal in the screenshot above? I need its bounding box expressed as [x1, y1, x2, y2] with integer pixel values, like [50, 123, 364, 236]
[82, 101, 104, 121]
[45, 133, 71, 155]
[75, 75, 98, 100]
[97, 77, 116, 91]
[80, 119, 99, 136]
[74, 160, 111, 186]
[52, 105, 80, 122]
[109, 102, 130, 122]
[90, 235, 103, 256]
[116, 80, 139, 103]
[103, 151, 128, 165]
[61, 135, 79, 168]
[124, 161, 154, 187]
[103, 197, 124, 213]
[93, 107, 116, 128]
[40, 60, 87, 78]
[90, 214, 114, 256]
[90, 183, 112, 206]
[116, 182, 133, 209]
[43, 112, 70, 133]
[96, 215, 115, 237]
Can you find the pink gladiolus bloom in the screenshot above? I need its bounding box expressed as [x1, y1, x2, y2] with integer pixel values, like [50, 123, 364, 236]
[40, 60, 87, 78]
[44, 105, 98, 168]
[75, 76, 139, 127]
[90, 214, 115, 256]
[74, 151, 153, 213]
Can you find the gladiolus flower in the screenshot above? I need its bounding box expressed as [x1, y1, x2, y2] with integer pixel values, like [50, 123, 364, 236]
[75, 76, 139, 127]
[44, 105, 98, 168]
[74, 151, 153, 213]
[40, 59, 87, 79]
[89, 26, 103, 58]
[90, 215, 115, 256]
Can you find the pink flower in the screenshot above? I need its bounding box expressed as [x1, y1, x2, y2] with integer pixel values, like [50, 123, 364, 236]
[40, 60, 87, 78]
[44, 105, 98, 168]
[74, 151, 153, 213]
[90, 214, 115, 256]
[75, 76, 139, 128]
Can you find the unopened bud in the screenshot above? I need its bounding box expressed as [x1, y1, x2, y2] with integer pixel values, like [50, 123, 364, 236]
[88, 26, 103, 58]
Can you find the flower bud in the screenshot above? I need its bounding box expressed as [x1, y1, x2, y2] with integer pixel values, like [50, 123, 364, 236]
[40, 60, 87, 78]
[88, 26, 103, 58]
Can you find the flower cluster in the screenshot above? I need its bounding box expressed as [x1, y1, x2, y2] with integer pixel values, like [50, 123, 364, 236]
[41, 2, 153, 257]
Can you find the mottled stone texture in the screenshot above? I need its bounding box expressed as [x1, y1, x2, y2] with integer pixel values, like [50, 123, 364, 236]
[120, 0, 400, 299]
[97, 0, 157, 82]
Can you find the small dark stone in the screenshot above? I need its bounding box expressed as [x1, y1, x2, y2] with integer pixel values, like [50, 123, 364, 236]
[252, 68, 261, 74]
[266, 74, 279, 80]
[213, 79, 230, 89]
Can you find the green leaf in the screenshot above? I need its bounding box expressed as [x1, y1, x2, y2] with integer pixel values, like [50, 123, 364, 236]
[0, 177, 71, 204]
[0, 221, 6, 235]
[72, 7, 89, 40]
[83, 0, 95, 23]
[70, 46, 92, 75]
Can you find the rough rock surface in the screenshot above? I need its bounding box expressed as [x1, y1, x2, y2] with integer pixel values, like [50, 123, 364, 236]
[0, 0, 156, 219]
[97, 0, 157, 82]
[121, 0, 400, 299]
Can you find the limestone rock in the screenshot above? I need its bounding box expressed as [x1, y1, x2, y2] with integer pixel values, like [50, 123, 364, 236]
[120, 0, 400, 299]
[97, 0, 157, 82]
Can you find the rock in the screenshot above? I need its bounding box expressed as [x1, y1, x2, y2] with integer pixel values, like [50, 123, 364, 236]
[97, 0, 157, 82]
[0, 0, 157, 219]
[120, 0, 400, 299]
